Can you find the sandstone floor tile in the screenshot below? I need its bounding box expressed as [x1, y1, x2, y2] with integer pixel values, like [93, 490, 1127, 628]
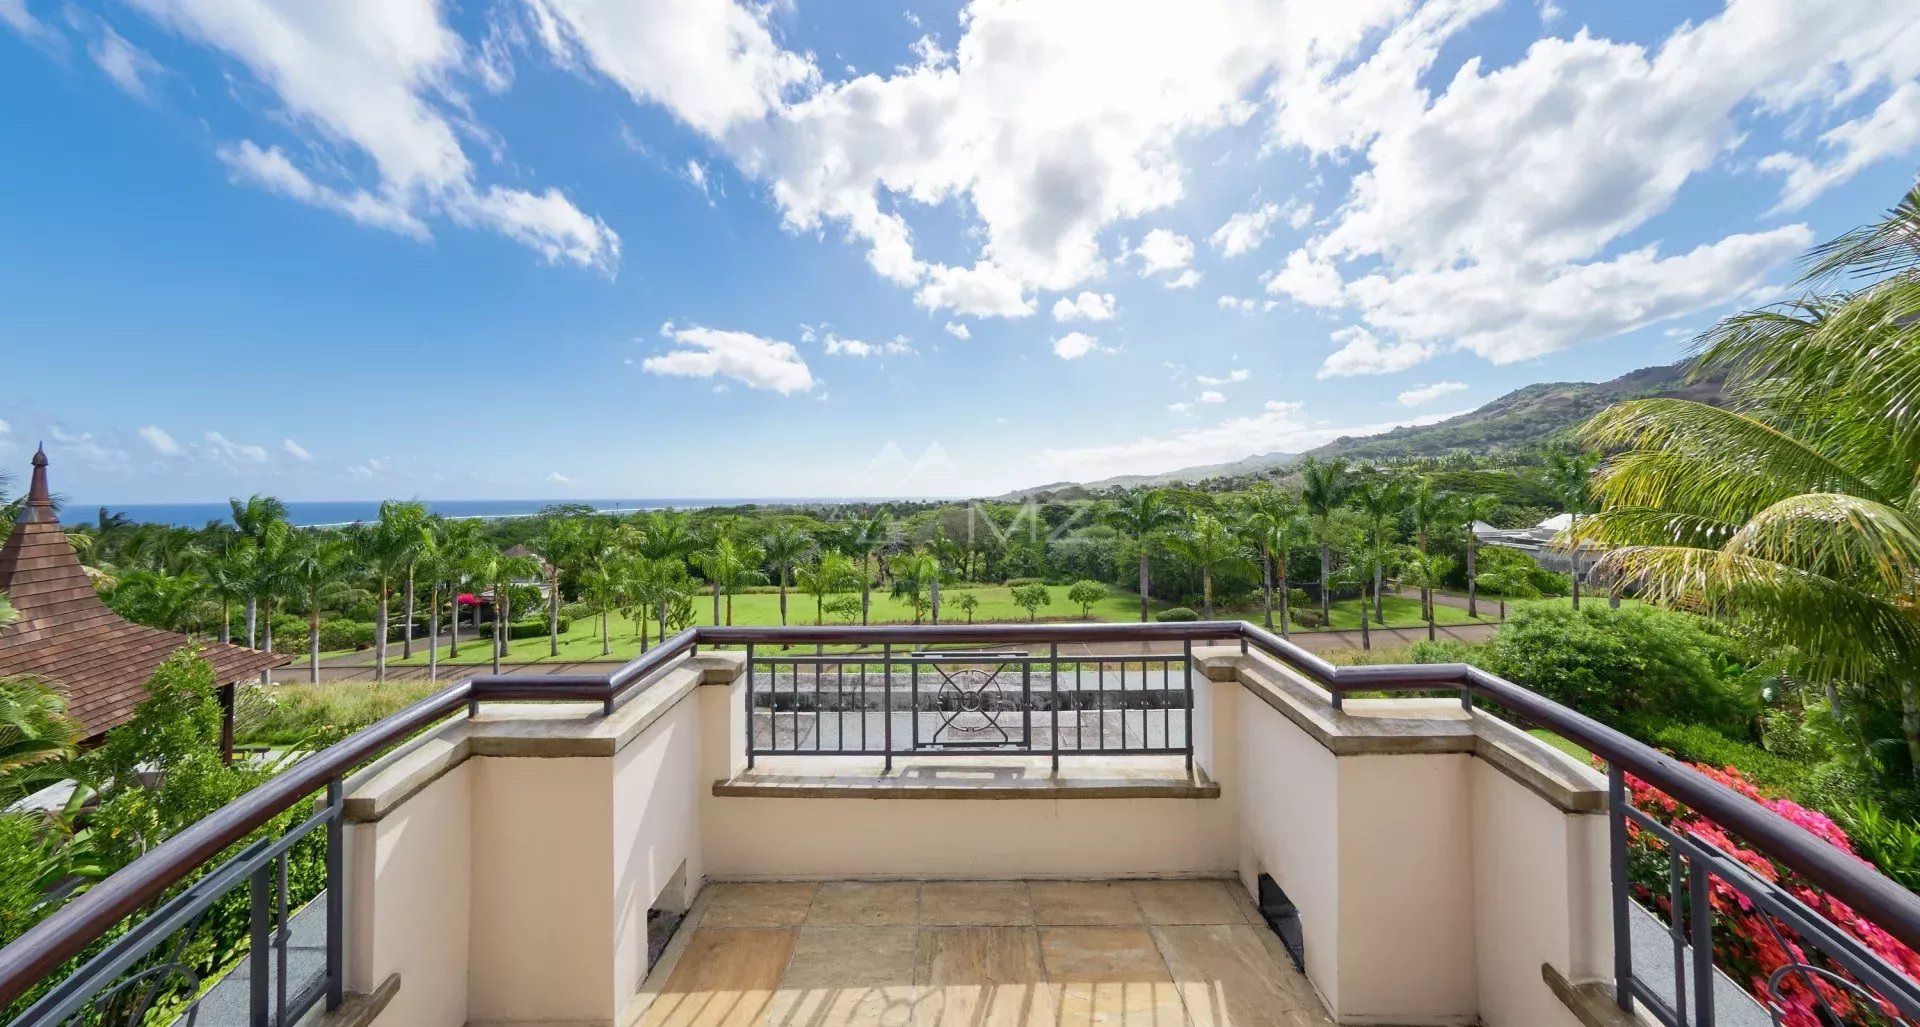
[809, 882, 922, 927]
[1152, 925, 1331, 1027]
[1049, 979, 1190, 1027]
[1038, 928, 1168, 981]
[1129, 882, 1247, 926]
[914, 927, 1054, 1027]
[705, 883, 819, 929]
[1028, 882, 1144, 927]
[770, 926, 921, 1027]
[920, 882, 1033, 926]
[641, 928, 796, 1027]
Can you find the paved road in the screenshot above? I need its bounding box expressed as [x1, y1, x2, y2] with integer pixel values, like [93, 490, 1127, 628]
[272, 620, 1501, 684]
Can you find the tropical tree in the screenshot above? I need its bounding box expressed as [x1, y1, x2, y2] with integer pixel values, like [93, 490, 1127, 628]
[887, 550, 942, 624]
[287, 536, 359, 683]
[798, 552, 859, 625]
[104, 570, 211, 633]
[228, 495, 288, 651]
[532, 518, 584, 658]
[1405, 480, 1459, 622]
[1457, 493, 1502, 619]
[0, 676, 83, 801]
[1399, 552, 1455, 642]
[837, 512, 892, 625]
[1236, 484, 1298, 632]
[1299, 458, 1354, 621]
[467, 545, 543, 673]
[1349, 470, 1407, 630]
[1575, 186, 1920, 777]
[762, 523, 812, 627]
[579, 529, 624, 657]
[1102, 489, 1183, 622]
[355, 500, 428, 681]
[953, 591, 980, 624]
[1542, 450, 1601, 609]
[691, 535, 765, 626]
[1066, 580, 1106, 619]
[1011, 582, 1052, 622]
[198, 538, 254, 645]
[433, 518, 485, 662]
[1164, 512, 1244, 620]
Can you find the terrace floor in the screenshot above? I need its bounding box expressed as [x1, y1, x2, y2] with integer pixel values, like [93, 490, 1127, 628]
[637, 880, 1332, 1027]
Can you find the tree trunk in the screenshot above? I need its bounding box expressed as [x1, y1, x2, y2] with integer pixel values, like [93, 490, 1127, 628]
[491, 600, 503, 674]
[779, 573, 789, 626]
[1569, 512, 1582, 610]
[1202, 566, 1214, 620]
[726, 591, 734, 626]
[930, 576, 941, 625]
[861, 558, 872, 625]
[1465, 526, 1479, 619]
[711, 580, 721, 625]
[260, 599, 274, 686]
[429, 585, 441, 683]
[402, 568, 415, 660]
[1277, 561, 1290, 639]
[1904, 679, 1920, 786]
[640, 608, 650, 650]
[1261, 550, 1274, 631]
[1372, 538, 1384, 625]
[501, 588, 512, 659]
[550, 571, 561, 657]
[602, 608, 611, 656]
[374, 583, 388, 682]
[1318, 542, 1331, 620]
[448, 586, 460, 658]
[220, 601, 231, 645]
[308, 602, 321, 685]
[1138, 552, 1151, 622]
[245, 597, 257, 651]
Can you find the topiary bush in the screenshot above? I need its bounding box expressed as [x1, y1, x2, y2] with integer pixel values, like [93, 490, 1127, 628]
[1290, 607, 1325, 628]
[1156, 606, 1199, 622]
[507, 617, 570, 640]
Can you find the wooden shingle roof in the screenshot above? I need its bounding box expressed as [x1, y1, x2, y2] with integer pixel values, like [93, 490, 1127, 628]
[0, 448, 286, 739]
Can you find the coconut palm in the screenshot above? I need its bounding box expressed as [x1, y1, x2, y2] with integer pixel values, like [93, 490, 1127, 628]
[287, 536, 360, 683]
[228, 495, 288, 649]
[0, 676, 83, 801]
[198, 538, 254, 645]
[691, 536, 765, 626]
[1406, 480, 1459, 622]
[1235, 484, 1298, 632]
[887, 550, 943, 624]
[433, 518, 485, 661]
[1457, 493, 1501, 619]
[1102, 489, 1184, 622]
[1165, 512, 1244, 620]
[798, 553, 859, 625]
[762, 523, 812, 627]
[467, 545, 543, 673]
[356, 500, 429, 681]
[532, 518, 584, 658]
[1349, 470, 1408, 633]
[1576, 186, 1920, 776]
[1399, 551, 1455, 642]
[1542, 450, 1601, 609]
[1299, 458, 1354, 622]
[836, 512, 892, 625]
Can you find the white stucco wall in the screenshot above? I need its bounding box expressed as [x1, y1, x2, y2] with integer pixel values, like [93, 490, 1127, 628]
[610, 691, 705, 1019]
[348, 760, 471, 1027]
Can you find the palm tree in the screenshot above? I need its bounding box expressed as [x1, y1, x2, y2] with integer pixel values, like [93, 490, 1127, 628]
[1406, 480, 1459, 623]
[228, 495, 288, 651]
[692, 536, 765, 626]
[1542, 450, 1600, 608]
[467, 545, 543, 674]
[1102, 489, 1183, 622]
[433, 518, 485, 662]
[287, 536, 359, 683]
[1164, 512, 1243, 619]
[1299, 458, 1354, 622]
[1576, 186, 1920, 775]
[1236, 484, 1298, 632]
[1457, 493, 1501, 619]
[1399, 551, 1454, 642]
[761, 523, 812, 627]
[533, 518, 584, 658]
[0, 676, 83, 801]
[357, 500, 429, 681]
[1349, 470, 1408, 631]
[199, 538, 255, 645]
[837, 512, 892, 625]
[887, 550, 942, 624]
[580, 532, 624, 657]
[798, 553, 859, 625]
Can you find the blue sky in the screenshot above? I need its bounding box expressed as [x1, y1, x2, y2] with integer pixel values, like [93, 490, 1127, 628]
[1, 0, 1916, 504]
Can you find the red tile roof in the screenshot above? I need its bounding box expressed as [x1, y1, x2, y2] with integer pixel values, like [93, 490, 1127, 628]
[0, 449, 286, 738]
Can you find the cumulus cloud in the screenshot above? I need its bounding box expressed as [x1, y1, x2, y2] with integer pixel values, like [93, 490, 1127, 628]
[823, 333, 914, 357]
[1051, 331, 1106, 360]
[138, 425, 181, 456]
[203, 430, 269, 465]
[1163, 269, 1201, 290]
[915, 261, 1035, 317]
[1209, 202, 1280, 257]
[1196, 369, 1249, 386]
[282, 438, 313, 460]
[943, 321, 971, 340]
[1051, 291, 1117, 322]
[1397, 381, 1467, 406]
[643, 323, 815, 394]
[1167, 402, 1192, 414]
[1134, 229, 1195, 276]
[1317, 326, 1434, 379]
[1217, 295, 1256, 313]
[1198, 390, 1225, 404]
[1262, 249, 1345, 308]
[546, 471, 572, 484]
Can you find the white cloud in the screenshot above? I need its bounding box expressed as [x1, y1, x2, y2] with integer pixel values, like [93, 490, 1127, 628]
[90, 25, 165, 100]
[1167, 402, 1192, 414]
[203, 430, 269, 465]
[1033, 400, 1458, 483]
[546, 471, 572, 484]
[1345, 226, 1811, 363]
[1217, 295, 1256, 313]
[129, 0, 618, 269]
[1262, 248, 1345, 308]
[1051, 331, 1106, 360]
[1051, 291, 1117, 322]
[1317, 326, 1434, 379]
[643, 323, 815, 394]
[1198, 390, 1226, 404]
[1209, 202, 1279, 257]
[1134, 229, 1194, 275]
[348, 458, 385, 479]
[824, 333, 914, 357]
[137, 425, 180, 456]
[684, 158, 714, 203]
[1397, 381, 1467, 406]
[282, 438, 313, 461]
[915, 261, 1035, 317]
[1196, 368, 1249, 386]
[1163, 269, 1201, 290]
[0, 0, 53, 42]
[943, 321, 971, 340]
[1761, 81, 1920, 211]
[47, 426, 128, 469]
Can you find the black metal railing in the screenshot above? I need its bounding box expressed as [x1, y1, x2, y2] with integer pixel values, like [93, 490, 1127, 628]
[742, 639, 1194, 772]
[2, 621, 1918, 1027]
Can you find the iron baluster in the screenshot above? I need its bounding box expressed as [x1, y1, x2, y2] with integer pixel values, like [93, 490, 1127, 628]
[882, 644, 893, 773]
[1182, 641, 1194, 773]
[1689, 855, 1714, 1027]
[325, 776, 343, 1010]
[249, 865, 269, 1027]
[1610, 764, 1633, 1014]
[745, 645, 756, 767]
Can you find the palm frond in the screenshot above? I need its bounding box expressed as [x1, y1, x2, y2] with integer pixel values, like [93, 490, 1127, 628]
[1574, 508, 1740, 550]
[1582, 399, 1883, 508]
[1722, 493, 1920, 594]
[1801, 183, 1920, 286]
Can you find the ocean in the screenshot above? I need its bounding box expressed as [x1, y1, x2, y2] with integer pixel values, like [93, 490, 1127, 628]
[69, 498, 823, 529]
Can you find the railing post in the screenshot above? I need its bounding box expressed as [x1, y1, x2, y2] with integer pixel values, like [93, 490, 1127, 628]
[1609, 764, 1634, 1014]
[249, 864, 271, 1027]
[1182, 640, 1194, 774]
[745, 644, 756, 769]
[1050, 643, 1059, 775]
[883, 644, 893, 774]
[326, 776, 343, 1010]
[1690, 855, 1715, 1027]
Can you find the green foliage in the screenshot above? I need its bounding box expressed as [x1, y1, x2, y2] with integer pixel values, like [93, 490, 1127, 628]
[560, 600, 592, 621]
[237, 680, 438, 746]
[952, 591, 980, 623]
[1066, 580, 1107, 618]
[0, 676, 83, 801]
[1010, 582, 1052, 621]
[1003, 577, 1046, 587]
[0, 812, 68, 947]
[1156, 606, 1199, 622]
[507, 616, 571, 639]
[1838, 801, 1920, 893]
[823, 595, 861, 624]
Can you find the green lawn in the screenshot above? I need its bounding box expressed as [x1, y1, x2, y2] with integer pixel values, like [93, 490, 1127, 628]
[1311, 594, 1488, 631]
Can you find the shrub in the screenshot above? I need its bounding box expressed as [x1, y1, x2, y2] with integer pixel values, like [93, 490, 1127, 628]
[1003, 577, 1045, 587]
[560, 601, 592, 621]
[237, 680, 439, 747]
[1011, 583, 1053, 621]
[1066, 580, 1107, 618]
[823, 595, 861, 624]
[506, 617, 570, 640]
[1156, 606, 1199, 622]
[1289, 608, 1325, 628]
[1285, 588, 1311, 612]
[316, 619, 376, 651]
[1839, 801, 1920, 893]
[1410, 639, 1482, 665]
[341, 601, 376, 622]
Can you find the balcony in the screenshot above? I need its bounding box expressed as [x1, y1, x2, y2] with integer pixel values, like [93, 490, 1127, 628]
[2, 623, 1917, 1027]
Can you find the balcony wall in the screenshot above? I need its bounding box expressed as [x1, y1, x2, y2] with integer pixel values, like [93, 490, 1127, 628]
[336, 646, 1610, 1027]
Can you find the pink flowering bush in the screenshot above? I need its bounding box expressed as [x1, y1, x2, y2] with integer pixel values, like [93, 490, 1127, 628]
[1608, 758, 1920, 1026]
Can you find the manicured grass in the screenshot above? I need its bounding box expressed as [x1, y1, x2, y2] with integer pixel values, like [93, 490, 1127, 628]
[237, 679, 439, 745]
[1309, 594, 1488, 631]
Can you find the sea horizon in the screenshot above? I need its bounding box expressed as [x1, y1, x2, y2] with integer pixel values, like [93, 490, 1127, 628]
[63, 496, 918, 529]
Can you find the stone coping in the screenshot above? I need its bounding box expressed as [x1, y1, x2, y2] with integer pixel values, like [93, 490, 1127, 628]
[1196, 647, 1606, 814]
[712, 754, 1220, 799]
[342, 652, 742, 823]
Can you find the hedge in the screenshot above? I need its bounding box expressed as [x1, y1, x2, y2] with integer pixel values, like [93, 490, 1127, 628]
[1156, 606, 1199, 622]
[506, 617, 571, 640]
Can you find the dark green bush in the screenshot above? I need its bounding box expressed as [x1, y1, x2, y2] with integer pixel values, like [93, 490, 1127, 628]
[1004, 577, 1045, 588]
[559, 601, 592, 621]
[318, 619, 376, 651]
[1156, 606, 1199, 622]
[342, 601, 377, 622]
[1289, 607, 1325, 628]
[506, 616, 570, 640]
